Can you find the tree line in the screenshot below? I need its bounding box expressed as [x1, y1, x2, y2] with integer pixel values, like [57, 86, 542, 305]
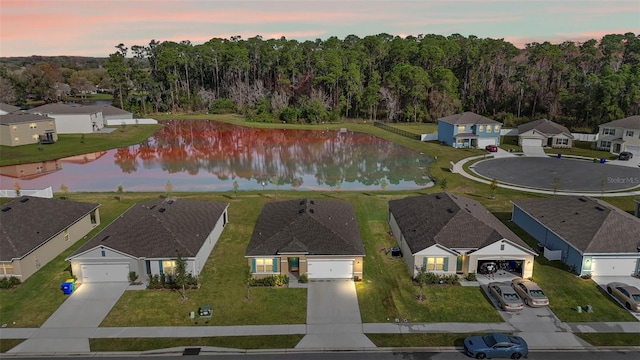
[1, 32, 638, 130]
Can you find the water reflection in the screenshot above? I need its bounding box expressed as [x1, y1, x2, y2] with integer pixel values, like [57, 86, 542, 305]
[0, 120, 434, 192]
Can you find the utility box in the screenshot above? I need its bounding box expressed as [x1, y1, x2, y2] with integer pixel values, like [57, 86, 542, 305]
[61, 279, 75, 295]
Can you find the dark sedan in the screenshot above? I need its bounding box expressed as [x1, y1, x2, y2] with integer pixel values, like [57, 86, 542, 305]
[464, 333, 528, 359]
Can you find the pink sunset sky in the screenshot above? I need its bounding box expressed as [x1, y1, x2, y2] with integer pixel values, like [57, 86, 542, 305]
[1, 0, 638, 57]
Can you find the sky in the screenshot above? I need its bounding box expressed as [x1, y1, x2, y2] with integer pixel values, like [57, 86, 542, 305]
[1, 0, 639, 57]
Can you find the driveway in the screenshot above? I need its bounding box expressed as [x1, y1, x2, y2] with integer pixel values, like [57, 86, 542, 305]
[9, 282, 128, 354]
[522, 145, 547, 157]
[295, 280, 375, 349]
[592, 276, 640, 320]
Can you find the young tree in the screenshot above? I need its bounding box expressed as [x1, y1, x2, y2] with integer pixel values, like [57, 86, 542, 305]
[60, 184, 69, 199]
[244, 266, 252, 301]
[439, 177, 448, 192]
[116, 184, 124, 201]
[380, 178, 388, 191]
[174, 256, 189, 300]
[233, 180, 239, 198]
[489, 179, 498, 199]
[165, 181, 173, 198]
[414, 265, 428, 301]
[13, 181, 21, 197]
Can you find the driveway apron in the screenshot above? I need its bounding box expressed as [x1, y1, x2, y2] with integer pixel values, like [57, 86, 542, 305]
[9, 282, 128, 354]
[296, 280, 375, 349]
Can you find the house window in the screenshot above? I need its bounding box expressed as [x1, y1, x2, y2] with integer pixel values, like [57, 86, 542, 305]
[64, 229, 69, 242]
[600, 141, 611, 150]
[494, 125, 500, 132]
[29, 123, 37, 129]
[500, 244, 505, 251]
[602, 128, 615, 135]
[425, 257, 445, 271]
[478, 125, 485, 132]
[162, 260, 176, 275]
[1, 263, 13, 275]
[556, 138, 568, 145]
[253, 258, 278, 273]
[457, 125, 466, 132]
[101, 250, 106, 257]
[486, 126, 492, 133]
[626, 130, 634, 137]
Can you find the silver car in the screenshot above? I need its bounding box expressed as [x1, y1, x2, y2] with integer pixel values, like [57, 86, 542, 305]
[512, 279, 549, 307]
[607, 282, 640, 312]
[488, 282, 524, 311]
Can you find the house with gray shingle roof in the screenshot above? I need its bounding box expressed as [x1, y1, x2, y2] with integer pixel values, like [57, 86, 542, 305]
[437, 112, 502, 149]
[66, 198, 229, 284]
[28, 103, 104, 134]
[518, 119, 574, 149]
[0, 196, 100, 281]
[388, 193, 536, 278]
[0, 112, 58, 146]
[245, 199, 365, 280]
[0, 103, 20, 115]
[512, 196, 640, 277]
[597, 115, 640, 155]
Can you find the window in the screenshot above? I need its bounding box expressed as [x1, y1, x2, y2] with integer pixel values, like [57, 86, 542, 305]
[162, 260, 176, 275]
[486, 126, 492, 133]
[603, 128, 615, 135]
[1, 263, 14, 275]
[64, 229, 69, 242]
[425, 257, 445, 271]
[29, 123, 37, 129]
[457, 125, 466, 132]
[494, 125, 500, 132]
[49, 121, 54, 126]
[599, 140, 611, 150]
[12, 125, 17, 131]
[556, 138, 569, 145]
[254, 258, 274, 272]
[478, 125, 485, 132]
[626, 130, 635, 137]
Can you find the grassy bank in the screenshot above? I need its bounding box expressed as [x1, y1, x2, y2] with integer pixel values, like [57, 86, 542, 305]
[89, 335, 305, 351]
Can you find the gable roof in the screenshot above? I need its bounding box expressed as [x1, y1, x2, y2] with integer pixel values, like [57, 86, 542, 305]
[0, 103, 20, 113]
[84, 105, 132, 116]
[388, 192, 532, 254]
[69, 199, 228, 259]
[28, 103, 100, 115]
[438, 112, 501, 125]
[598, 115, 640, 130]
[245, 199, 365, 257]
[0, 196, 99, 261]
[513, 196, 640, 254]
[0, 113, 53, 125]
[518, 119, 573, 137]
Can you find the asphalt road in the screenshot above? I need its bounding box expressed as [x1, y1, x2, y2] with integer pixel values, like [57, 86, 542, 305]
[9, 350, 640, 360]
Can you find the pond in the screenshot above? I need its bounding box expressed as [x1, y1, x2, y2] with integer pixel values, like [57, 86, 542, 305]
[0, 120, 434, 192]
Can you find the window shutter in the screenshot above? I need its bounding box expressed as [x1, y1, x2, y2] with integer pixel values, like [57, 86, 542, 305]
[443, 257, 449, 271]
[145, 260, 151, 274]
[159, 260, 163, 274]
[423, 257, 427, 267]
[273, 258, 278, 272]
[251, 258, 256, 273]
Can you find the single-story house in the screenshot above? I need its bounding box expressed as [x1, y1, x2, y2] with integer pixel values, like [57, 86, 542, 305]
[86, 105, 133, 125]
[512, 196, 640, 277]
[596, 115, 640, 154]
[0, 196, 100, 281]
[437, 112, 502, 149]
[66, 198, 228, 283]
[388, 193, 536, 278]
[0, 103, 20, 115]
[28, 103, 104, 134]
[245, 199, 365, 280]
[517, 119, 574, 148]
[0, 113, 58, 146]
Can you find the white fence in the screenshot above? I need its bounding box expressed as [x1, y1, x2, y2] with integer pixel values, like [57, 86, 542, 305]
[571, 133, 598, 142]
[105, 118, 159, 126]
[500, 128, 518, 136]
[421, 133, 438, 141]
[543, 247, 563, 261]
[0, 186, 53, 199]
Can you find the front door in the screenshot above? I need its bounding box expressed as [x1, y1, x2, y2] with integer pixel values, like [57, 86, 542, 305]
[289, 257, 299, 273]
[614, 143, 621, 153]
[547, 138, 553, 147]
[456, 256, 463, 274]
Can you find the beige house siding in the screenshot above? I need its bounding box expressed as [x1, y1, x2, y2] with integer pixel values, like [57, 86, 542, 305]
[248, 254, 363, 280]
[0, 160, 62, 178]
[518, 130, 573, 149]
[7, 211, 98, 281]
[0, 120, 57, 146]
[70, 246, 139, 283]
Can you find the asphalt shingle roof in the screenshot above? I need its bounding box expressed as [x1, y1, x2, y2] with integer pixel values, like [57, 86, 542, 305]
[84, 105, 131, 116]
[388, 193, 531, 254]
[70, 199, 228, 258]
[598, 115, 640, 130]
[245, 199, 365, 257]
[513, 196, 640, 254]
[518, 119, 572, 137]
[0, 196, 99, 261]
[0, 113, 53, 125]
[28, 103, 100, 115]
[438, 112, 501, 125]
[0, 103, 20, 113]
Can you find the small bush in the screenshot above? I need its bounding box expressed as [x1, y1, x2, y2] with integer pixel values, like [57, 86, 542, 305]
[466, 272, 477, 281]
[249, 275, 289, 287]
[0, 276, 21, 289]
[580, 273, 592, 280]
[414, 272, 460, 285]
[209, 98, 236, 114]
[128, 271, 139, 284]
[298, 274, 308, 283]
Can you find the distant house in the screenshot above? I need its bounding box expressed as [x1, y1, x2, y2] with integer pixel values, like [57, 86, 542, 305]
[0, 160, 62, 180]
[512, 196, 640, 277]
[245, 199, 366, 280]
[518, 119, 574, 149]
[0, 103, 20, 115]
[28, 103, 104, 134]
[596, 115, 640, 154]
[66, 199, 229, 284]
[0, 113, 58, 146]
[0, 196, 100, 281]
[437, 112, 502, 148]
[388, 193, 536, 278]
[86, 105, 134, 125]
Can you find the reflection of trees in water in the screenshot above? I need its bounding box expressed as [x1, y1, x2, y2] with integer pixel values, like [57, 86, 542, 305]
[117, 120, 432, 187]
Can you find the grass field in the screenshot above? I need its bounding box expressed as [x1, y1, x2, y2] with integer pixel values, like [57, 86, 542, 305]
[89, 335, 305, 351]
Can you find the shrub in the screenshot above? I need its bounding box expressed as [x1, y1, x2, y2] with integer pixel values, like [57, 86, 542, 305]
[580, 273, 592, 280]
[128, 271, 139, 284]
[298, 274, 308, 283]
[209, 98, 236, 114]
[0, 276, 21, 289]
[466, 272, 477, 281]
[413, 272, 460, 285]
[249, 275, 289, 287]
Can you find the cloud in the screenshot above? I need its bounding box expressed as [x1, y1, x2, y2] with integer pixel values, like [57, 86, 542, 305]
[503, 29, 633, 48]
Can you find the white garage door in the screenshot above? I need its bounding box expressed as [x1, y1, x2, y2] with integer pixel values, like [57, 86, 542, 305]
[477, 138, 497, 148]
[521, 138, 543, 147]
[307, 259, 353, 279]
[81, 264, 129, 283]
[591, 258, 638, 277]
[625, 145, 640, 155]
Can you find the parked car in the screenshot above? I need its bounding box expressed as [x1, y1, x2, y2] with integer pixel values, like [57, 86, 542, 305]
[618, 151, 634, 160]
[512, 279, 550, 307]
[607, 282, 640, 312]
[488, 282, 524, 311]
[485, 144, 498, 152]
[464, 333, 528, 359]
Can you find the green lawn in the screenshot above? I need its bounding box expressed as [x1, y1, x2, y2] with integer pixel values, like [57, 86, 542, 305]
[577, 333, 640, 346]
[0, 339, 24, 353]
[89, 335, 305, 351]
[388, 122, 438, 135]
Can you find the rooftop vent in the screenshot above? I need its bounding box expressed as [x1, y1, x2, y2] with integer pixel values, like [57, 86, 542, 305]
[101, 235, 110, 242]
[1, 207, 11, 212]
[158, 208, 166, 213]
[447, 208, 456, 214]
[310, 200, 314, 205]
[578, 197, 587, 202]
[299, 209, 305, 214]
[20, 198, 29, 203]
[595, 206, 605, 211]
[299, 200, 305, 205]
[435, 195, 442, 199]
[149, 205, 156, 210]
[309, 209, 315, 214]
[166, 199, 174, 204]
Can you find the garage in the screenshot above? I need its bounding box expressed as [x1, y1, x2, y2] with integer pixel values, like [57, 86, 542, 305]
[591, 257, 639, 277]
[477, 259, 524, 277]
[521, 138, 543, 147]
[81, 264, 129, 283]
[307, 259, 354, 279]
[477, 138, 497, 148]
[625, 145, 640, 155]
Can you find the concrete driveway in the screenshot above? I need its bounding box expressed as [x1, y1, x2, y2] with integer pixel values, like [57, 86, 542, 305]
[522, 145, 547, 157]
[296, 280, 375, 349]
[9, 282, 128, 354]
[592, 276, 640, 320]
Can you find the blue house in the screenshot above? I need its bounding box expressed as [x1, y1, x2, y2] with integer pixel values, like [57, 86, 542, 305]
[437, 112, 502, 148]
[512, 196, 640, 277]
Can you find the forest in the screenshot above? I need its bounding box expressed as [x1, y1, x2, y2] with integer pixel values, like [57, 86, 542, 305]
[1, 32, 638, 131]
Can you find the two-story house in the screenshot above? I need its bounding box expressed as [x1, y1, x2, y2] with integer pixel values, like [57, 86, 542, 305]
[437, 112, 502, 148]
[596, 115, 640, 154]
[0, 113, 58, 146]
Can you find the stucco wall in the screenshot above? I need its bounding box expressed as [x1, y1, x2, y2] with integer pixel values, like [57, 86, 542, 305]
[193, 206, 228, 276]
[0, 120, 57, 146]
